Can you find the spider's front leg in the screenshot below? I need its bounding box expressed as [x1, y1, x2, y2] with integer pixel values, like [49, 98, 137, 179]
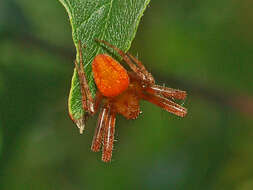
[122, 48, 188, 117]
[74, 41, 102, 133]
[91, 105, 109, 152]
[75, 41, 95, 114]
[102, 108, 116, 162]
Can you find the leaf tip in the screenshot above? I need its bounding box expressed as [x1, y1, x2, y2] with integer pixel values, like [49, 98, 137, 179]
[76, 117, 85, 134]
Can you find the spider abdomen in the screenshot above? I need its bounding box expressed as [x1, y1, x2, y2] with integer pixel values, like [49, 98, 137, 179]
[92, 54, 129, 97]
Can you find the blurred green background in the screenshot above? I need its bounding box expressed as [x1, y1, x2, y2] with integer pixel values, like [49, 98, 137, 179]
[1, 0, 253, 189]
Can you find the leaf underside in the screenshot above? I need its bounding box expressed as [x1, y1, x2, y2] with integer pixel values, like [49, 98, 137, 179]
[58, 0, 151, 124]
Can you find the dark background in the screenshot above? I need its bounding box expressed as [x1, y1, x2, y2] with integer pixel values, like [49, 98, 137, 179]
[1, 0, 253, 189]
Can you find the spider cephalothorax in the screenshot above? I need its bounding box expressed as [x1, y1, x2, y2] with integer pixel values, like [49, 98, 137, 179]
[73, 40, 187, 162]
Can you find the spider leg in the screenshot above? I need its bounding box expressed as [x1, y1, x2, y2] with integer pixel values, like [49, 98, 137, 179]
[91, 105, 110, 152]
[74, 60, 89, 112]
[102, 107, 116, 162]
[95, 39, 150, 84]
[145, 85, 187, 100]
[74, 41, 103, 134]
[75, 41, 95, 114]
[126, 52, 155, 85]
[126, 52, 146, 70]
[141, 93, 187, 117]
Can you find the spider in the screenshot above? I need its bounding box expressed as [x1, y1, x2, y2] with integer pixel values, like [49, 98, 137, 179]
[74, 40, 187, 162]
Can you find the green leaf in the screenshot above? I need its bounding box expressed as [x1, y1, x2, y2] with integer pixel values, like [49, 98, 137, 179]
[58, 0, 151, 130]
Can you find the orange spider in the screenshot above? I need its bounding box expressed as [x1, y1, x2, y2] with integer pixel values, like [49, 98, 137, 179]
[74, 40, 187, 162]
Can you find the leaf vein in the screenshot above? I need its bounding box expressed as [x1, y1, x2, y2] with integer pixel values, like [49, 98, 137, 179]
[99, 0, 114, 42]
[77, 2, 111, 30]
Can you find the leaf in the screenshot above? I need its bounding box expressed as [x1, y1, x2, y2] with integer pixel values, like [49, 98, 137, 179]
[58, 0, 151, 130]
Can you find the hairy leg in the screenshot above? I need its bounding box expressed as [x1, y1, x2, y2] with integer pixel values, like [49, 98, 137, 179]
[126, 52, 155, 85]
[75, 41, 95, 114]
[145, 85, 187, 100]
[74, 41, 103, 133]
[91, 106, 109, 152]
[141, 93, 187, 117]
[74, 60, 90, 111]
[102, 109, 116, 162]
